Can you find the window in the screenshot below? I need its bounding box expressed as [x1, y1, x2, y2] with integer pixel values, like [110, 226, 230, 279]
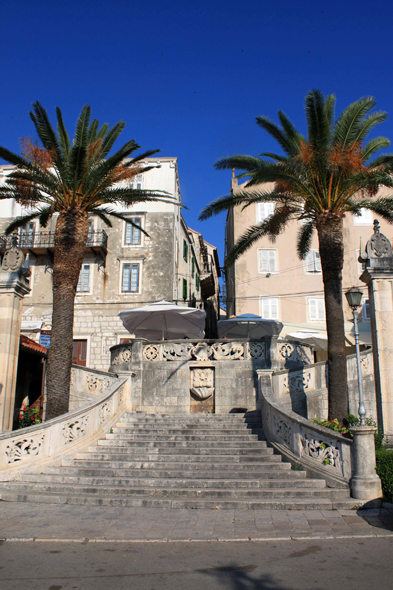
[196, 274, 200, 291]
[124, 217, 142, 245]
[353, 209, 373, 225]
[19, 221, 36, 247]
[308, 298, 325, 321]
[182, 278, 188, 299]
[77, 264, 91, 293]
[133, 174, 143, 190]
[192, 257, 195, 278]
[305, 250, 321, 273]
[363, 298, 370, 320]
[259, 249, 277, 273]
[260, 297, 279, 320]
[72, 339, 87, 366]
[257, 202, 274, 222]
[122, 263, 140, 293]
[183, 239, 188, 261]
[87, 218, 95, 241]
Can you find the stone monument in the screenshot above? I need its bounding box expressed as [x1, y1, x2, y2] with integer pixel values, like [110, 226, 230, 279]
[0, 237, 31, 432]
[360, 220, 393, 442]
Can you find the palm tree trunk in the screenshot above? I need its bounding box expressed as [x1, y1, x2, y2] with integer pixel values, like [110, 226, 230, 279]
[316, 214, 348, 420]
[45, 209, 89, 420]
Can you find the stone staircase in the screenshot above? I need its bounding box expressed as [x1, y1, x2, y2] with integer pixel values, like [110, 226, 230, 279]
[0, 411, 358, 509]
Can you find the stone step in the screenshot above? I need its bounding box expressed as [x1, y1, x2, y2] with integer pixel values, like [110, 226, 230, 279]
[0, 490, 360, 510]
[44, 465, 305, 478]
[83, 449, 281, 460]
[21, 474, 324, 489]
[0, 481, 349, 500]
[97, 439, 270, 449]
[66, 458, 292, 470]
[107, 432, 266, 441]
[120, 418, 262, 427]
[114, 426, 265, 435]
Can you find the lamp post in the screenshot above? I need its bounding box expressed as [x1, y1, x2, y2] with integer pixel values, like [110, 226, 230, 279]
[345, 286, 366, 425]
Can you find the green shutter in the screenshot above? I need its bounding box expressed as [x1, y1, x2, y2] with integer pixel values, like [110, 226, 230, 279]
[192, 257, 195, 278]
[196, 274, 200, 291]
[182, 278, 187, 299]
[183, 240, 188, 261]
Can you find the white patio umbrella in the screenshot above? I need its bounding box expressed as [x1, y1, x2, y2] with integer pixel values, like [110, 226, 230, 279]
[286, 330, 328, 351]
[118, 301, 206, 340]
[217, 314, 283, 339]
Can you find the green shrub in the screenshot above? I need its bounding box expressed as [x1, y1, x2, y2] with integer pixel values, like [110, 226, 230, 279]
[18, 406, 41, 429]
[313, 418, 351, 437]
[376, 449, 393, 502]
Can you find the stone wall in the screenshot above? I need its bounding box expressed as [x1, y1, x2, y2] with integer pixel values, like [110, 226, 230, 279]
[69, 365, 119, 410]
[109, 338, 314, 414]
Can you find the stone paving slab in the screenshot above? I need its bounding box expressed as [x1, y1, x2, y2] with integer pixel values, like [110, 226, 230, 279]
[0, 501, 392, 542]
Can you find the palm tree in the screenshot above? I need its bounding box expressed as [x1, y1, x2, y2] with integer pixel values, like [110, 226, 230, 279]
[0, 102, 173, 419]
[199, 90, 393, 420]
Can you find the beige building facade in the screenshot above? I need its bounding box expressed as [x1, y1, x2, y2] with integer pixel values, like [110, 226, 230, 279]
[0, 158, 220, 371]
[226, 179, 393, 348]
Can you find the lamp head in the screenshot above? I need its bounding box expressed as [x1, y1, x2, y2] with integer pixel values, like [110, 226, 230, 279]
[345, 286, 363, 310]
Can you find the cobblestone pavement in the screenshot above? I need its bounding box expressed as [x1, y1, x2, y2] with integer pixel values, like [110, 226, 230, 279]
[1, 502, 393, 542]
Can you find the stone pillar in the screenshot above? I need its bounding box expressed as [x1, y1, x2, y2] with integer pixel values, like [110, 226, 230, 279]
[350, 426, 382, 502]
[0, 244, 30, 432]
[360, 220, 393, 441]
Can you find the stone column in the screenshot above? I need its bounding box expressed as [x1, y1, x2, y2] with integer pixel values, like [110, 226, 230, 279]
[0, 244, 30, 432]
[350, 426, 382, 502]
[360, 220, 393, 441]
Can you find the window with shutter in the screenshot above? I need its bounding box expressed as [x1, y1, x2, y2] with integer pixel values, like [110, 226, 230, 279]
[196, 274, 200, 291]
[183, 240, 188, 261]
[363, 298, 370, 320]
[124, 217, 142, 245]
[77, 264, 91, 293]
[305, 250, 321, 273]
[257, 202, 275, 222]
[260, 297, 279, 319]
[353, 209, 373, 225]
[122, 263, 140, 293]
[192, 257, 195, 278]
[183, 278, 188, 299]
[259, 249, 277, 272]
[308, 298, 325, 321]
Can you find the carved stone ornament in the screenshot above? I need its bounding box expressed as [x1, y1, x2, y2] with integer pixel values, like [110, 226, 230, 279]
[143, 341, 253, 362]
[70, 369, 76, 386]
[190, 367, 215, 400]
[86, 374, 111, 392]
[278, 343, 312, 365]
[5, 435, 45, 464]
[301, 434, 340, 468]
[1, 246, 25, 272]
[63, 416, 89, 444]
[118, 384, 125, 403]
[274, 415, 292, 444]
[99, 402, 111, 424]
[163, 343, 194, 361]
[112, 347, 132, 365]
[248, 342, 265, 359]
[366, 220, 393, 259]
[282, 371, 312, 394]
[143, 344, 160, 361]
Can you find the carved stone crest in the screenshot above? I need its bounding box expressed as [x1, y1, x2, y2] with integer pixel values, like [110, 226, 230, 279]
[366, 220, 393, 259]
[1, 246, 25, 271]
[190, 367, 215, 400]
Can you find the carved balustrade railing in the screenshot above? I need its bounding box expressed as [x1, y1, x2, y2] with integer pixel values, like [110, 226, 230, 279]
[258, 370, 353, 489]
[0, 377, 128, 479]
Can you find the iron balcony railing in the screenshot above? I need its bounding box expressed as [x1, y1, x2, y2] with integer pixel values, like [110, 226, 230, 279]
[0, 230, 108, 252]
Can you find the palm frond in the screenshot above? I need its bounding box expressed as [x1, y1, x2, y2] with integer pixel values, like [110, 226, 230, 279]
[362, 137, 391, 162]
[304, 89, 332, 152]
[93, 207, 150, 236]
[56, 107, 70, 156]
[4, 209, 50, 234]
[30, 102, 62, 164]
[296, 221, 315, 259]
[214, 155, 264, 172]
[100, 121, 127, 158]
[332, 97, 376, 147]
[256, 116, 298, 157]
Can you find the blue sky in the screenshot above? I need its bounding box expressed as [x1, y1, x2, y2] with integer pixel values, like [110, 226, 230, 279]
[1, 0, 393, 266]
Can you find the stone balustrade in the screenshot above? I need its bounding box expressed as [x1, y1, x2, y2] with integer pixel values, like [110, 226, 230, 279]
[258, 370, 353, 489]
[0, 376, 129, 480]
[69, 365, 120, 410]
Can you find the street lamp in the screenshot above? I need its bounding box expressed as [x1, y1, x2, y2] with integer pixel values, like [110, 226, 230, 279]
[345, 286, 366, 425]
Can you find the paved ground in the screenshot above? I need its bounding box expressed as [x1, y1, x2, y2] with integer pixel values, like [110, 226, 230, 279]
[1, 502, 393, 542]
[1, 537, 393, 589]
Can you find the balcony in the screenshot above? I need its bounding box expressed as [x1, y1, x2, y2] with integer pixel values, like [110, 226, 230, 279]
[0, 230, 108, 256]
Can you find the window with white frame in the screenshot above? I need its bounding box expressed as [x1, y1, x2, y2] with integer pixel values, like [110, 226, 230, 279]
[362, 297, 370, 320]
[122, 262, 141, 293]
[308, 298, 325, 321]
[257, 202, 274, 222]
[260, 297, 279, 320]
[130, 174, 143, 190]
[77, 264, 91, 293]
[259, 249, 277, 273]
[305, 250, 321, 273]
[124, 217, 142, 246]
[353, 208, 373, 225]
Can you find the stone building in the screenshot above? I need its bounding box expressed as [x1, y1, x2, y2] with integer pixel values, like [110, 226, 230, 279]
[0, 158, 220, 371]
[225, 177, 393, 350]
